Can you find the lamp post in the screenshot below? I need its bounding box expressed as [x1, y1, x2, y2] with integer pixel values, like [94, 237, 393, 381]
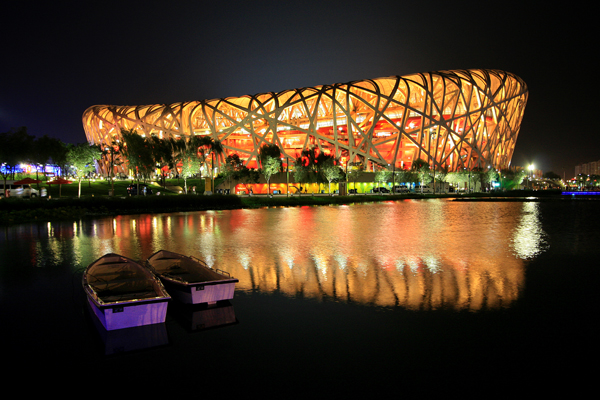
[284, 155, 289, 197]
[391, 163, 395, 194]
[104, 140, 119, 196]
[528, 164, 534, 189]
[345, 159, 349, 195]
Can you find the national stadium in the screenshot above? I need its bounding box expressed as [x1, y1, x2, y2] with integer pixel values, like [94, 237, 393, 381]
[83, 69, 528, 178]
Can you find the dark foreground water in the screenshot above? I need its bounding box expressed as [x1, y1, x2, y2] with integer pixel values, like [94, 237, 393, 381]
[1, 199, 598, 394]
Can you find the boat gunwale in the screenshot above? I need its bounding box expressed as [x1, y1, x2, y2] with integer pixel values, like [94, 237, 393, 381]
[160, 276, 239, 288]
[146, 249, 238, 287]
[82, 253, 171, 307]
[85, 292, 171, 308]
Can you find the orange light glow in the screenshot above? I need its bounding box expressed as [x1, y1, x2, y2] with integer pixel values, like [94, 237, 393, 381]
[83, 69, 527, 174]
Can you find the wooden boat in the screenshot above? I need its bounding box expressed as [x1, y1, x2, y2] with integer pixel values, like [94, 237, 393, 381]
[82, 253, 170, 331]
[146, 250, 238, 305]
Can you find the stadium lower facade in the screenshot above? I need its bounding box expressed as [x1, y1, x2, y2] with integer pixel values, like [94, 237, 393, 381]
[83, 69, 528, 175]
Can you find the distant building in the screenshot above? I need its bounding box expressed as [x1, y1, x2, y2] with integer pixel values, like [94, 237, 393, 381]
[575, 160, 600, 177]
[83, 69, 528, 176]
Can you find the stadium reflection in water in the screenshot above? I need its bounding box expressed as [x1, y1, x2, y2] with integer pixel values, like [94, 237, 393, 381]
[12, 199, 545, 312]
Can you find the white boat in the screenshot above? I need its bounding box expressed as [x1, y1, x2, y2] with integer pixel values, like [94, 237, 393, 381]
[146, 250, 238, 305]
[82, 253, 170, 331]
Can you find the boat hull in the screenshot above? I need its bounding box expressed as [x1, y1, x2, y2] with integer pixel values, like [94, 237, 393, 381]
[146, 250, 238, 305]
[82, 253, 171, 331]
[86, 300, 170, 353]
[87, 297, 169, 331]
[163, 280, 237, 305]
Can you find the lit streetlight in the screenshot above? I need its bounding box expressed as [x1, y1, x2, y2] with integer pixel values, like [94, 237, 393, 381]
[528, 164, 534, 188]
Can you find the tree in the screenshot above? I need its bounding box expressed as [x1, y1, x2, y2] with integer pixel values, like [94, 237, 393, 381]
[574, 173, 588, 189]
[50, 140, 70, 177]
[221, 154, 245, 191]
[99, 138, 124, 194]
[346, 161, 364, 194]
[394, 168, 416, 187]
[321, 156, 344, 195]
[32, 135, 64, 185]
[471, 167, 498, 192]
[259, 143, 282, 196]
[293, 155, 311, 195]
[179, 143, 202, 194]
[0, 127, 34, 196]
[430, 165, 449, 194]
[411, 158, 432, 193]
[374, 164, 393, 193]
[293, 145, 338, 194]
[514, 170, 526, 188]
[189, 135, 224, 191]
[261, 156, 282, 196]
[497, 169, 526, 190]
[66, 143, 102, 197]
[208, 138, 224, 175]
[120, 128, 155, 189]
[447, 170, 476, 192]
[313, 150, 337, 189]
[293, 146, 324, 194]
[258, 143, 282, 163]
[148, 136, 177, 187]
[483, 169, 498, 191]
[238, 167, 260, 194]
[543, 171, 561, 181]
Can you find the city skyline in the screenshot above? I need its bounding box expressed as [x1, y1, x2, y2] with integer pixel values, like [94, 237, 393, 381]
[1, 1, 594, 177]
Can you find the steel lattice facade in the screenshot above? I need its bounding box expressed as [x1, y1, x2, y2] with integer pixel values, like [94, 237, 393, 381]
[83, 69, 527, 173]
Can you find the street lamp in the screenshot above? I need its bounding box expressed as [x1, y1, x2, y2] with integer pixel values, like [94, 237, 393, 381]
[528, 164, 534, 189]
[282, 155, 289, 197]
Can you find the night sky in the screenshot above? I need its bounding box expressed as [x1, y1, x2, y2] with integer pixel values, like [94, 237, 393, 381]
[1, 1, 595, 177]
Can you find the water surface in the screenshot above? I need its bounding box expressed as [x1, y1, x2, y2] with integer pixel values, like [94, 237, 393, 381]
[1, 199, 597, 394]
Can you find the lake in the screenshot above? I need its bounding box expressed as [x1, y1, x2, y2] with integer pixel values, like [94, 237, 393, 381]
[1, 198, 597, 395]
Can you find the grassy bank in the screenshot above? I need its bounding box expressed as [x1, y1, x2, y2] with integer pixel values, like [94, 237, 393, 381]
[0, 188, 569, 225]
[34, 178, 203, 198]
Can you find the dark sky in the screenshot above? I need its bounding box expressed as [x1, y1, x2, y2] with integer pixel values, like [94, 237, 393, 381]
[1, 1, 595, 177]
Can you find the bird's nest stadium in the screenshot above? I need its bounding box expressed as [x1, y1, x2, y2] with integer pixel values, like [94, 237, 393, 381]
[83, 68, 527, 175]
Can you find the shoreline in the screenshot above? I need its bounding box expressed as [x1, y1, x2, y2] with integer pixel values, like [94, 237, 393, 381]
[0, 189, 595, 225]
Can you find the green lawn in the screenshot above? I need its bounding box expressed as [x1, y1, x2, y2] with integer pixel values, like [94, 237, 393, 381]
[21, 177, 208, 198]
[1, 174, 566, 225]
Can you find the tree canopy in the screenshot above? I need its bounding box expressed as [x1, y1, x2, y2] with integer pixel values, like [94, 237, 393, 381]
[120, 128, 155, 181]
[259, 143, 282, 195]
[411, 158, 432, 192]
[66, 143, 102, 197]
[0, 127, 34, 195]
[99, 138, 124, 192]
[178, 139, 203, 193]
[31, 134, 64, 180]
[0, 127, 34, 178]
[320, 156, 344, 194]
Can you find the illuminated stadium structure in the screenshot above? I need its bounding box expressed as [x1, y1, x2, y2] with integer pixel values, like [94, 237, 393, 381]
[83, 69, 527, 175]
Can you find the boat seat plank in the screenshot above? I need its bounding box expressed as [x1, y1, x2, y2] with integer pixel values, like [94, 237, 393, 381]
[149, 251, 233, 284]
[90, 277, 150, 286]
[99, 290, 159, 302]
[90, 278, 156, 300]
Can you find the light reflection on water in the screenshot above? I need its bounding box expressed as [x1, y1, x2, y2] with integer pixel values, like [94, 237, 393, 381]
[1, 200, 547, 311]
[512, 202, 548, 259]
